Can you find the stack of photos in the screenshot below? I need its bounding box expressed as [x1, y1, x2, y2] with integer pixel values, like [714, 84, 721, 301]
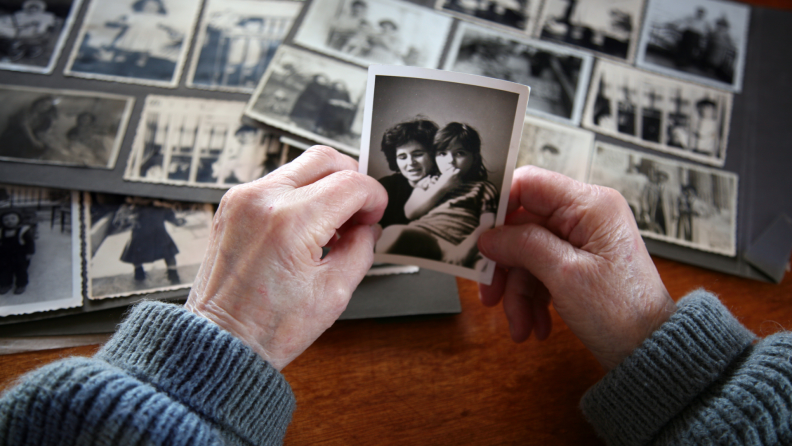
[436, 0, 543, 36]
[443, 22, 592, 126]
[0, 185, 81, 317]
[0, 0, 84, 74]
[636, 0, 750, 92]
[587, 142, 737, 256]
[0, 85, 134, 168]
[125, 96, 282, 188]
[359, 65, 529, 285]
[517, 115, 594, 182]
[85, 193, 213, 300]
[186, 0, 303, 93]
[581, 60, 733, 167]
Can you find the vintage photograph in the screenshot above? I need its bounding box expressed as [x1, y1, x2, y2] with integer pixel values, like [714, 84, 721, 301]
[536, 0, 645, 63]
[0, 0, 83, 73]
[0, 185, 81, 317]
[582, 60, 733, 167]
[0, 85, 134, 169]
[64, 0, 203, 87]
[444, 22, 592, 125]
[587, 142, 737, 256]
[516, 115, 594, 182]
[186, 0, 302, 93]
[635, 0, 750, 92]
[436, 0, 543, 35]
[125, 96, 279, 188]
[86, 193, 213, 300]
[292, 0, 452, 68]
[246, 45, 369, 155]
[359, 65, 529, 285]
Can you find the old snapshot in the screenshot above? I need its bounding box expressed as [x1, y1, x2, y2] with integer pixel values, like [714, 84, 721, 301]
[359, 65, 529, 285]
[636, 0, 750, 92]
[64, 0, 203, 87]
[186, 0, 302, 93]
[125, 96, 276, 188]
[536, 0, 646, 63]
[292, 0, 452, 68]
[246, 46, 368, 155]
[0, 0, 84, 73]
[588, 142, 737, 256]
[444, 22, 592, 126]
[0, 85, 134, 169]
[517, 116, 594, 182]
[436, 0, 543, 35]
[582, 60, 732, 166]
[85, 193, 213, 300]
[0, 185, 81, 317]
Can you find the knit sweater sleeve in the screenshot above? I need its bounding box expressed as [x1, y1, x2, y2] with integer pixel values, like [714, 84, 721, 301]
[0, 301, 296, 446]
[581, 289, 792, 445]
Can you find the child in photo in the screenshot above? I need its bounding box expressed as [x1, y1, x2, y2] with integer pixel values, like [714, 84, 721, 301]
[105, 0, 183, 68]
[0, 209, 35, 295]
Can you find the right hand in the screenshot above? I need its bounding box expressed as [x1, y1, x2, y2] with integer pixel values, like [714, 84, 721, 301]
[477, 166, 676, 371]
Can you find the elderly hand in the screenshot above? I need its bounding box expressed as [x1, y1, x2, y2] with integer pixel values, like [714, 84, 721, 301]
[477, 166, 676, 370]
[185, 146, 387, 371]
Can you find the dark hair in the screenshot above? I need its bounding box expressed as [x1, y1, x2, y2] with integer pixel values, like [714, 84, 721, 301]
[234, 124, 258, 137]
[132, 0, 167, 14]
[380, 118, 439, 172]
[434, 122, 487, 181]
[0, 209, 23, 228]
[351, 0, 367, 8]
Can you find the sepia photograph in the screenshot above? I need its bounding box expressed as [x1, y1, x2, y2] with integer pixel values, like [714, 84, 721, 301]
[436, 0, 543, 35]
[516, 115, 594, 182]
[0, 85, 134, 169]
[293, 0, 452, 68]
[359, 65, 529, 285]
[0, 185, 81, 317]
[0, 0, 84, 73]
[635, 0, 750, 92]
[246, 45, 369, 155]
[64, 0, 203, 87]
[444, 22, 592, 125]
[186, 0, 302, 93]
[85, 193, 213, 300]
[536, 0, 645, 63]
[587, 142, 738, 256]
[125, 96, 276, 188]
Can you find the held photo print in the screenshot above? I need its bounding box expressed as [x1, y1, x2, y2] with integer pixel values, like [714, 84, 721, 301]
[581, 60, 733, 167]
[587, 141, 738, 256]
[516, 115, 594, 182]
[85, 193, 213, 300]
[635, 0, 750, 92]
[64, 0, 203, 87]
[0, 0, 84, 74]
[443, 22, 592, 126]
[0, 85, 134, 169]
[186, 0, 302, 93]
[359, 65, 529, 285]
[436, 0, 543, 36]
[0, 185, 81, 317]
[292, 0, 452, 68]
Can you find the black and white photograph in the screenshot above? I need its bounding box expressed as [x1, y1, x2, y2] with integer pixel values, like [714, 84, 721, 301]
[587, 142, 737, 256]
[292, 0, 452, 68]
[246, 46, 369, 155]
[0, 185, 81, 317]
[436, 0, 543, 35]
[0, 85, 134, 169]
[64, 0, 203, 87]
[0, 0, 83, 73]
[359, 65, 529, 285]
[635, 0, 750, 92]
[125, 96, 278, 188]
[536, 0, 645, 63]
[582, 60, 732, 166]
[443, 22, 592, 125]
[516, 115, 594, 182]
[186, 0, 302, 93]
[85, 193, 213, 300]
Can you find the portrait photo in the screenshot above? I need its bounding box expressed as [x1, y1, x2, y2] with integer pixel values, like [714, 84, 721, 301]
[516, 115, 594, 182]
[436, 0, 543, 35]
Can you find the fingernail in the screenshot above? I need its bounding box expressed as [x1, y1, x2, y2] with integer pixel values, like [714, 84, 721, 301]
[372, 223, 383, 241]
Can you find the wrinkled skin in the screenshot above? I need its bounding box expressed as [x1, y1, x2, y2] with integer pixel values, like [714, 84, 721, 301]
[478, 166, 676, 371]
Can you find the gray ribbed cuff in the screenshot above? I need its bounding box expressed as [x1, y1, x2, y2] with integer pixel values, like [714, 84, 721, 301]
[96, 301, 295, 445]
[580, 290, 755, 446]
